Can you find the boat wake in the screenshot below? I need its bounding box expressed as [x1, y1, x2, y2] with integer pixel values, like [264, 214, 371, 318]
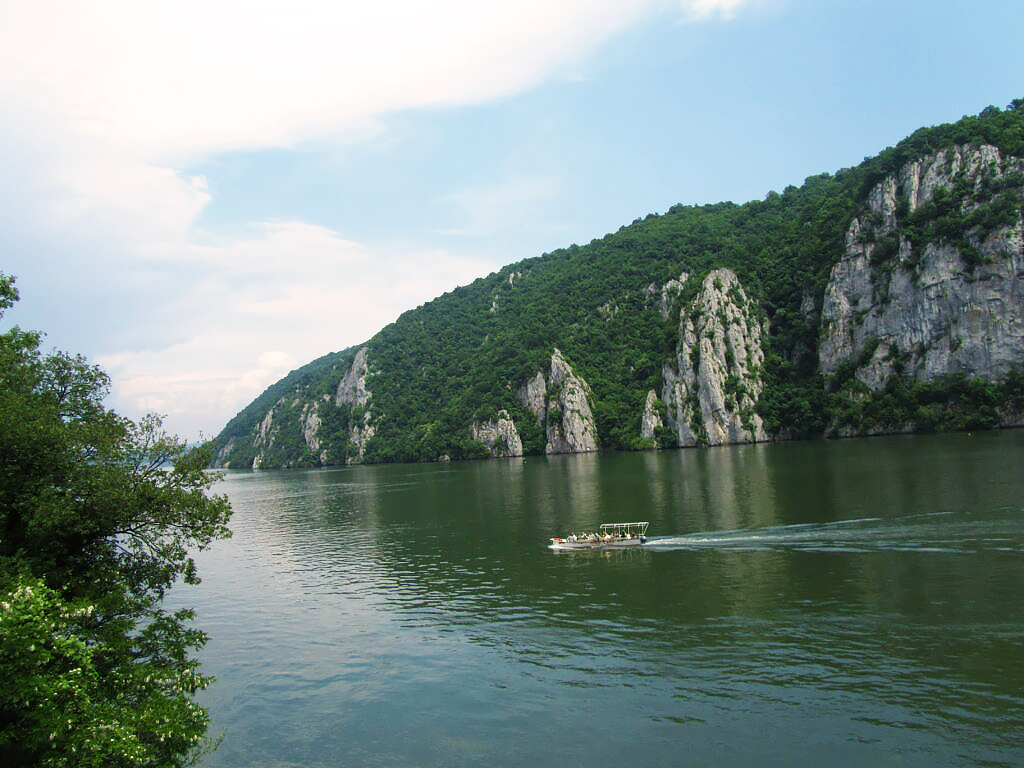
[644, 509, 1024, 554]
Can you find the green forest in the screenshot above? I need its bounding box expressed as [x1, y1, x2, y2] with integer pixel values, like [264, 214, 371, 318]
[215, 101, 1024, 469]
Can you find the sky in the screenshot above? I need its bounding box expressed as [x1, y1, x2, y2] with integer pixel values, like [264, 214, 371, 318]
[2, 0, 1022, 441]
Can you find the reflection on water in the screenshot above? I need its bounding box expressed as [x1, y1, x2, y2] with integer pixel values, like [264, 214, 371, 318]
[174, 431, 1024, 768]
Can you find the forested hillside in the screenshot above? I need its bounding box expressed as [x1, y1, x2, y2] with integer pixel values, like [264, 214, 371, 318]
[214, 101, 1024, 469]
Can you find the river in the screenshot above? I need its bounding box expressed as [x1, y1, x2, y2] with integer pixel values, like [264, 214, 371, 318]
[174, 430, 1024, 767]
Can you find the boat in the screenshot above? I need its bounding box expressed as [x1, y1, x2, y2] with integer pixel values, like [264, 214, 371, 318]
[549, 521, 649, 550]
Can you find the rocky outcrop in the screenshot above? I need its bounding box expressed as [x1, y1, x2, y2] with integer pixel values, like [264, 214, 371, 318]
[347, 416, 375, 463]
[250, 406, 277, 469]
[332, 347, 375, 462]
[644, 271, 689, 319]
[819, 144, 1024, 389]
[661, 269, 768, 446]
[640, 390, 663, 442]
[301, 400, 329, 464]
[213, 436, 237, 467]
[335, 346, 371, 406]
[255, 407, 274, 445]
[517, 349, 599, 454]
[546, 349, 599, 454]
[517, 371, 547, 426]
[660, 272, 689, 320]
[472, 410, 523, 457]
[214, 347, 377, 469]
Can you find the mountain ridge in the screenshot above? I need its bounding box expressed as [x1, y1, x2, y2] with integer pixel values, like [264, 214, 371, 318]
[213, 101, 1024, 469]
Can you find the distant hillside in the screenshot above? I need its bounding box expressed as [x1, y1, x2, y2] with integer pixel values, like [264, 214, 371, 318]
[214, 101, 1024, 469]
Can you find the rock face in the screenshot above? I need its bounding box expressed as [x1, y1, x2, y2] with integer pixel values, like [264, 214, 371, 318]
[250, 407, 276, 469]
[335, 347, 375, 462]
[335, 346, 371, 406]
[213, 436, 237, 466]
[229, 346, 378, 469]
[301, 401, 325, 463]
[472, 410, 523, 457]
[661, 269, 768, 446]
[518, 349, 599, 454]
[517, 371, 547, 426]
[819, 144, 1024, 389]
[546, 349, 599, 454]
[659, 272, 689, 320]
[640, 390, 663, 442]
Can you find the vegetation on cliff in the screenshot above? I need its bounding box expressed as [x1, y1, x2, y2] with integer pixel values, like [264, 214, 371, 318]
[215, 101, 1024, 468]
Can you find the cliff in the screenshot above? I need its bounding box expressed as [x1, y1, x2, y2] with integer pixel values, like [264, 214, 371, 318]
[816, 142, 1024, 435]
[213, 102, 1024, 469]
[471, 410, 523, 458]
[519, 348, 599, 454]
[662, 269, 768, 446]
[335, 347, 375, 462]
[820, 144, 1024, 388]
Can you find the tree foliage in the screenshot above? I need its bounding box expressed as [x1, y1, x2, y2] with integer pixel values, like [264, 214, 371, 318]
[1, 274, 232, 767]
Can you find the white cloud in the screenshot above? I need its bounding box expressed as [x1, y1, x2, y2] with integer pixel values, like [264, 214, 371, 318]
[0, 1, 662, 162]
[101, 346, 300, 438]
[0, 0, 765, 440]
[95, 221, 495, 437]
[0, 2, 667, 261]
[682, 0, 758, 20]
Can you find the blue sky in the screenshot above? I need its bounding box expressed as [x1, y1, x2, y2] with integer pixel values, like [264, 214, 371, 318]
[2, 0, 1022, 439]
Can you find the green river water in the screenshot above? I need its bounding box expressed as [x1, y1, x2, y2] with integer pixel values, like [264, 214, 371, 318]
[175, 430, 1024, 767]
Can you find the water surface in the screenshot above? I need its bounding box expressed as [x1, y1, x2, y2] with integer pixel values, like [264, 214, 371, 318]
[175, 431, 1024, 767]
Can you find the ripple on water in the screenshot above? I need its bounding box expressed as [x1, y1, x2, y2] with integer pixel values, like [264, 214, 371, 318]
[178, 445, 1024, 768]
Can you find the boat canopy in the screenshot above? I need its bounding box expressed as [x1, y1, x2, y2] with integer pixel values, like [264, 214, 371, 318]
[599, 522, 649, 536]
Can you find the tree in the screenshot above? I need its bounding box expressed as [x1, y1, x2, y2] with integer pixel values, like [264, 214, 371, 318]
[0, 273, 233, 767]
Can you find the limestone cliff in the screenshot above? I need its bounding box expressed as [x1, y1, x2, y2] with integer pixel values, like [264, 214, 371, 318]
[249, 405, 276, 469]
[517, 371, 547, 426]
[819, 144, 1024, 390]
[335, 347, 371, 406]
[214, 346, 376, 469]
[213, 436, 237, 467]
[518, 349, 599, 454]
[241, 395, 333, 469]
[300, 400, 327, 464]
[335, 347, 375, 462]
[546, 349, 599, 453]
[653, 272, 688, 320]
[640, 390, 663, 442]
[471, 410, 523, 458]
[661, 269, 768, 446]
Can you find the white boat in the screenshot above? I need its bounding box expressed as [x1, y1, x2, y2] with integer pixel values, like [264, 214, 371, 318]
[549, 521, 649, 550]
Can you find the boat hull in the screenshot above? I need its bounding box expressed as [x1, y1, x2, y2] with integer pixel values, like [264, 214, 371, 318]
[548, 538, 646, 550]
[549, 522, 650, 551]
